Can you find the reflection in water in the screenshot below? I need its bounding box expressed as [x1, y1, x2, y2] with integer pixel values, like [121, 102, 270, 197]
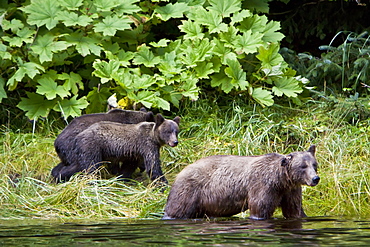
[0, 217, 370, 246]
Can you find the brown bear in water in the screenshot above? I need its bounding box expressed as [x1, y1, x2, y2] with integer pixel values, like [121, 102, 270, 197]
[163, 145, 319, 220]
[54, 108, 155, 167]
[52, 114, 180, 184]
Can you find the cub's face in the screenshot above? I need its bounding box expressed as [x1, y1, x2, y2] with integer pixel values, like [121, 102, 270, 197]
[158, 120, 180, 147]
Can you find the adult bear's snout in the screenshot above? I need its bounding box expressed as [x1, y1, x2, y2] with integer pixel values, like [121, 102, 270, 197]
[311, 176, 320, 186]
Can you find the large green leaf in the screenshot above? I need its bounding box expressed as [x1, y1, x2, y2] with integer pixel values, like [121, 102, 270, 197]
[36, 77, 70, 100]
[2, 27, 35, 47]
[155, 3, 189, 21]
[211, 71, 233, 93]
[190, 8, 227, 34]
[92, 59, 120, 83]
[0, 43, 11, 60]
[7, 62, 45, 91]
[127, 90, 155, 109]
[207, 0, 241, 17]
[158, 51, 183, 78]
[94, 15, 133, 36]
[54, 96, 89, 119]
[156, 97, 171, 111]
[59, 72, 83, 94]
[93, 0, 121, 12]
[239, 14, 266, 33]
[65, 32, 102, 56]
[132, 45, 161, 67]
[57, 11, 92, 27]
[180, 39, 214, 67]
[17, 92, 56, 120]
[179, 20, 204, 40]
[195, 61, 214, 79]
[149, 39, 171, 48]
[272, 77, 303, 98]
[243, 0, 270, 13]
[251, 87, 274, 107]
[230, 9, 251, 25]
[116, 0, 141, 15]
[59, 0, 84, 10]
[219, 26, 238, 48]
[31, 33, 70, 63]
[1, 19, 24, 32]
[256, 43, 284, 69]
[234, 30, 264, 54]
[131, 74, 157, 89]
[262, 20, 285, 43]
[224, 58, 248, 90]
[179, 73, 199, 100]
[213, 39, 237, 64]
[22, 0, 62, 30]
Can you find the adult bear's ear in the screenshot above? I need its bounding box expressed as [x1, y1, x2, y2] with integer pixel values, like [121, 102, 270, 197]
[308, 145, 316, 156]
[173, 116, 181, 125]
[281, 154, 293, 167]
[146, 112, 155, 122]
[155, 113, 165, 126]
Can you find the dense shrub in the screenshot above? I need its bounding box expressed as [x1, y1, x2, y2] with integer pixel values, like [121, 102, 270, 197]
[0, 0, 306, 121]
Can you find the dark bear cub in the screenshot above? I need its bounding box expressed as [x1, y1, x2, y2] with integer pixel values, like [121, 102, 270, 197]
[163, 145, 319, 220]
[52, 114, 180, 184]
[54, 108, 154, 167]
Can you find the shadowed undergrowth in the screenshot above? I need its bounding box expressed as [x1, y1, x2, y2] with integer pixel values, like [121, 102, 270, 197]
[0, 98, 369, 220]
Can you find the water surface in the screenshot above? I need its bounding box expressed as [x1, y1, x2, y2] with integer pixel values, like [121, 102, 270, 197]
[0, 217, 369, 246]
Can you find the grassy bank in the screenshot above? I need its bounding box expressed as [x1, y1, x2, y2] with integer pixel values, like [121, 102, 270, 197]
[1, 97, 369, 220]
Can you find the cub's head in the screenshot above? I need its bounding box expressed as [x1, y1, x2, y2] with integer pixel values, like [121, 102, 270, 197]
[155, 114, 180, 147]
[281, 145, 320, 187]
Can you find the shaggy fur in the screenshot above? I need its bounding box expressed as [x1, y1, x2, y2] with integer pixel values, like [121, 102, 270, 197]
[52, 114, 180, 183]
[163, 145, 319, 220]
[54, 108, 154, 167]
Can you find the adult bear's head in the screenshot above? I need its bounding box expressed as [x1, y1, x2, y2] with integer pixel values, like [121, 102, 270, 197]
[281, 145, 320, 187]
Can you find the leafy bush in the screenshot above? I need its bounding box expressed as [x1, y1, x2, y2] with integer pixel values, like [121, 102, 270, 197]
[281, 31, 370, 95]
[0, 0, 307, 121]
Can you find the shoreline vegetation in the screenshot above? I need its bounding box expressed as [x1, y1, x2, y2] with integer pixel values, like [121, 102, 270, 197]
[1, 97, 369, 220]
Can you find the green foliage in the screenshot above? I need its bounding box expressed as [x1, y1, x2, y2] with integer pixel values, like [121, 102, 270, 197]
[1, 0, 306, 120]
[281, 31, 370, 96]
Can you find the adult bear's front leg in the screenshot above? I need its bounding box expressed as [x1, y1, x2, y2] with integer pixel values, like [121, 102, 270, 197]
[280, 187, 305, 218]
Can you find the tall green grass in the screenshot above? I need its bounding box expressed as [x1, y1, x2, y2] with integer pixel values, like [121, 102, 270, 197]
[1, 98, 369, 219]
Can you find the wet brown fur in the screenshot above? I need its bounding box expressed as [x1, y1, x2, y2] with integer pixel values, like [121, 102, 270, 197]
[164, 145, 319, 220]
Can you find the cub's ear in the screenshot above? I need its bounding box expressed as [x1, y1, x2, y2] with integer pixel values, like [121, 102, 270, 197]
[139, 107, 147, 112]
[308, 145, 316, 156]
[173, 116, 181, 126]
[146, 112, 155, 122]
[281, 154, 293, 167]
[155, 113, 165, 126]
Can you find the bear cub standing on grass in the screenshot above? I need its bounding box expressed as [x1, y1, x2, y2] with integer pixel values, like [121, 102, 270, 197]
[163, 145, 319, 220]
[52, 114, 180, 184]
[54, 108, 155, 167]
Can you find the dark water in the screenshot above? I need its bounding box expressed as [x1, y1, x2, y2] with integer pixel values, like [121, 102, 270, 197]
[1, 217, 370, 246]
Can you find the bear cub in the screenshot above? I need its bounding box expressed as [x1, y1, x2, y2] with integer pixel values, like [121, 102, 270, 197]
[54, 108, 154, 167]
[52, 114, 180, 184]
[163, 145, 319, 220]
